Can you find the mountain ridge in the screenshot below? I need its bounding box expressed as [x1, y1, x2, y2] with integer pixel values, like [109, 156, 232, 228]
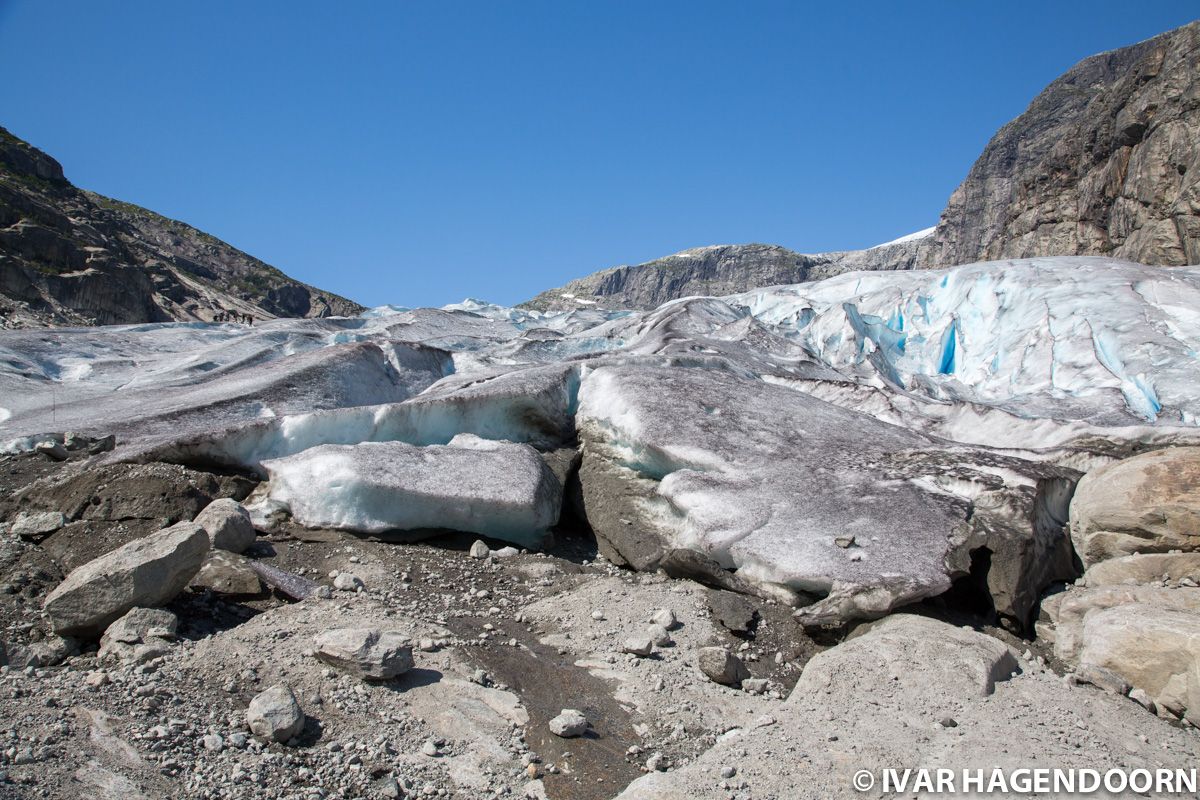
[0, 126, 363, 328]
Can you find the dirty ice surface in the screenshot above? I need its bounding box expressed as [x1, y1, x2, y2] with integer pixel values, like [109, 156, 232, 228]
[2, 256, 1199, 610]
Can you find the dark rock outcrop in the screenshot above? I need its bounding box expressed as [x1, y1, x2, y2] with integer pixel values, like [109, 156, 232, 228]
[0, 126, 363, 328]
[928, 21, 1200, 268]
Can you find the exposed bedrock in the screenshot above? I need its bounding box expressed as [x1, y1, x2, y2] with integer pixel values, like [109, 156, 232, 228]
[575, 363, 1078, 628]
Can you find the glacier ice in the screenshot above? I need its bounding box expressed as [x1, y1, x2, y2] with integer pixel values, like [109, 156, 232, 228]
[3, 255, 1200, 622]
[260, 435, 561, 545]
[575, 362, 1076, 625]
[730, 257, 1200, 428]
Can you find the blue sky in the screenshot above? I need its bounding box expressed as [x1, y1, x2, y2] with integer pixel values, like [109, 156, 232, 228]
[1, 2, 1196, 308]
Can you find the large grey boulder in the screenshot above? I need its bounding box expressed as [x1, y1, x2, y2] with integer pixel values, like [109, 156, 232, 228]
[262, 436, 562, 548]
[577, 364, 1076, 628]
[1079, 604, 1200, 723]
[193, 499, 256, 553]
[1070, 447, 1200, 567]
[246, 683, 306, 743]
[1041, 585, 1200, 663]
[312, 628, 413, 680]
[1085, 552, 1200, 587]
[794, 614, 1018, 700]
[613, 610, 1197, 800]
[42, 522, 209, 636]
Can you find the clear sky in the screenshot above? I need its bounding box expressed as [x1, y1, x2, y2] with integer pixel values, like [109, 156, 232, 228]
[1, 2, 1196, 308]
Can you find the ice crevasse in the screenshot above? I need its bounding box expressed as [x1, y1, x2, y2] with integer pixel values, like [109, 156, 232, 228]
[731, 257, 1200, 425]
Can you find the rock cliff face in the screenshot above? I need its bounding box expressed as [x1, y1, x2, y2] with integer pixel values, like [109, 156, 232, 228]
[527, 21, 1199, 310]
[928, 20, 1200, 268]
[0, 127, 363, 328]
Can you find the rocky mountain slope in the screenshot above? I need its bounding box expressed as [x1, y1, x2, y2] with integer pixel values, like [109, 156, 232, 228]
[0, 127, 363, 328]
[523, 234, 932, 312]
[929, 19, 1200, 267]
[527, 20, 1199, 310]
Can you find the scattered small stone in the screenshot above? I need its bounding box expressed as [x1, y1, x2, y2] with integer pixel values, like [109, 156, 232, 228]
[333, 573, 364, 592]
[698, 647, 750, 686]
[646, 624, 672, 647]
[623, 635, 654, 657]
[246, 683, 305, 743]
[1129, 688, 1157, 713]
[650, 608, 678, 630]
[645, 752, 668, 772]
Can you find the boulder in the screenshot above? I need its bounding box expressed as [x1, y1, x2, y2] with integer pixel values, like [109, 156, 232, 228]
[0, 635, 76, 669]
[247, 683, 306, 743]
[98, 607, 178, 665]
[1079, 604, 1200, 723]
[649, 609, 677, 630]
[312, 628, 413, 680]
[193, 499, 256, 553]
[697, 647, 749, 686]
[42, 522, 209, 637]
[189, 550, 265, 596]
[1084, 552, 1200, 587]
[1043, 585, 1200, 663]
[10, 511, 65, 539]
[795, 615, 1018, 700]
[548, 709, 588, 738]
[1070, 447, 1200, 567]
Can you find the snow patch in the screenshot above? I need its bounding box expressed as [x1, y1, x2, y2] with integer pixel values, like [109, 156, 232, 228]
[870, 226, 936, 249]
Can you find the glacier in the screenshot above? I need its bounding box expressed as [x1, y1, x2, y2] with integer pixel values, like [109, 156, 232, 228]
[260, 435, 561, 544]
[3, 256, 1200, 625]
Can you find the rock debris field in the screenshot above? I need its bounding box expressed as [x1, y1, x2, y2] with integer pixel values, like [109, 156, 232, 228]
[1, 257, 1200, 799]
